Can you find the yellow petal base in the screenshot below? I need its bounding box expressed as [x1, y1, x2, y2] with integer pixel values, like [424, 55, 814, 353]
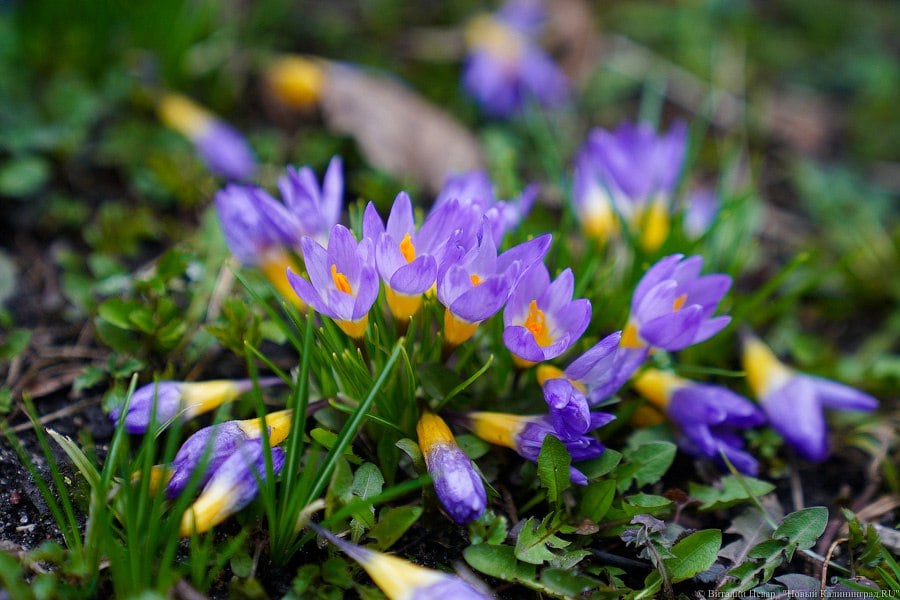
[385, 288, 423, 323]
[181, 381, 242, 419]
[266, 55, 325, 110]
[158, 93, 211, 138]
[467, 412, 527, 450]
[742, 335, 793, 398]
[260, 251, 307, 310]
[443, 310, 479, 347]
[337, 316, 368, 340]
[416, 411, 456, 458]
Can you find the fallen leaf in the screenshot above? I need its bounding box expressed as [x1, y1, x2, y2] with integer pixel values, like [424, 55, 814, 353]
[320, 62, 484, 193]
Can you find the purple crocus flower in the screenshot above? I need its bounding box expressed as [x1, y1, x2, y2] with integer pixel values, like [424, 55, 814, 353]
[417, 411, 486, 524]
[633, 369, 765, 475]
[623, 254, 732, 352]
[437, 226, 550, 347]
[362, 193, 469, 322]
[311, 523, 491, 599]
[462, 0, 569, 117]
[180, 439, 285, 536]
[573, 121, 687, 250]
[158, 93, 256, 181]
[464, 410, 612, 485]
[742, 334, 878, 461]
[166, 409, 293, 498]
[287, 224, 379, 339]
[109, 378, 284, 434]
[503, 264, 591, 366]
[278, 156, 343, 245]
[433, 170, 538, 245]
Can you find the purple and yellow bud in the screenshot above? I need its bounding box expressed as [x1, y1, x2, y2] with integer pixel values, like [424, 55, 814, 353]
[634, 368, 764, 474]
[108, 377, 284, 434]
[180, 440, 285, 536]
[158, 93, 256, 180]
[740, 334, 877, 462]
[167, 409, 292, 498]
[312, 524, 490, 599]
[417, 411, 487, 524]
[265, 55, 326, 110]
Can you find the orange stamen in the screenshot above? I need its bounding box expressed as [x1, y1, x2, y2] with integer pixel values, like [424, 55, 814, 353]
[470, 274, 482, 286]
[399, 233, 416, 263]
[621, 322, 644, 349]
[331, 264, 353, 295]
[523, 300, 552, 347]
[672, 293, 688, 311]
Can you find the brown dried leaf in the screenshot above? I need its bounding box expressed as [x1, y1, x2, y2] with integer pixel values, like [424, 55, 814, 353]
[545, 0, 603, 84]
[320, 62, 484, 193]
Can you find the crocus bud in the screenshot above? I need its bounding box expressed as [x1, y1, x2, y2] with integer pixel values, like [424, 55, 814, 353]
[416, 410, 486, 524]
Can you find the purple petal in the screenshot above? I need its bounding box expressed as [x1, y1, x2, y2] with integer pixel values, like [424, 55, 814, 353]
[807, 376, 878, 412]
[321, 156, 343, 229]
[503, 325, 545, 362]
[326, 225, 361, 283]
[300, 236, 331, 291]
[362, 202, 385, 242]
[639, 305, 704, 351]
[762, 377, 828, 461]
[450, 276, 512, 322]
[352, 267, 380, 320]
[287, 269, 331, 316]
[385, 192, 415, 241]
[388, 256, 436, 295]
[427, 444, 487, 524]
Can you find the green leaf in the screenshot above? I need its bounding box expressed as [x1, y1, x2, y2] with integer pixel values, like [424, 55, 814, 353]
[538, 435, 571, 507]
[690, 475, 776, 511]
[463, 544, 536, 583]
[97, 298, 143, 330]
[579, 479, 617, 522]
[367, 506, 422, 551]
[539, 568, 602, 598]
[311, 428, 362, 464]
[514, 515, 587, 568]
[394, 438, 425, 471]
[352, 463, 385, 501]
[663, 529, 722, 583]
[456, 434, 490, 460]
[576, 449, 623, 479]
[0, 329, 31, 360]
[773, 507, 828, 560]
[614, 441, 676, 492]
[0, 155, 50, 198]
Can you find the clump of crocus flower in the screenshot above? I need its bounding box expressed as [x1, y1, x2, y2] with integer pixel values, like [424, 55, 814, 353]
[741, 333, 878, 461]
[417, 410, 486, 524]
[437, 227, 550, 348]
[463, 408, 613, 485]
[288, 224, 379, 340]
[311, 523, 490, 599]
[434, 170, 537, 245]
[633, 369, 765, 474]
[503, 263, 591, 368]
[109, 378, 283, 434]
[573, 121, 687, 251]
[462, 0, 569, 117]
[166, 410, 293, 498]
[157, 93, 256, 180]
[180, 439, 285, 536]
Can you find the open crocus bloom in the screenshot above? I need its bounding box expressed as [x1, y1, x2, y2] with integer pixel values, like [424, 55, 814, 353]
[363, 193, 469, 323]
[503, 264, 591, 367]
[742, 334, 878, 461]
[623, 254, 732, 352]
[437, 227, 550, 347]
[288, 224, 379, 339]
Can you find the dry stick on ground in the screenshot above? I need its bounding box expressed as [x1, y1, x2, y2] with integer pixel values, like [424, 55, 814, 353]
[8, 396, 101, 434]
